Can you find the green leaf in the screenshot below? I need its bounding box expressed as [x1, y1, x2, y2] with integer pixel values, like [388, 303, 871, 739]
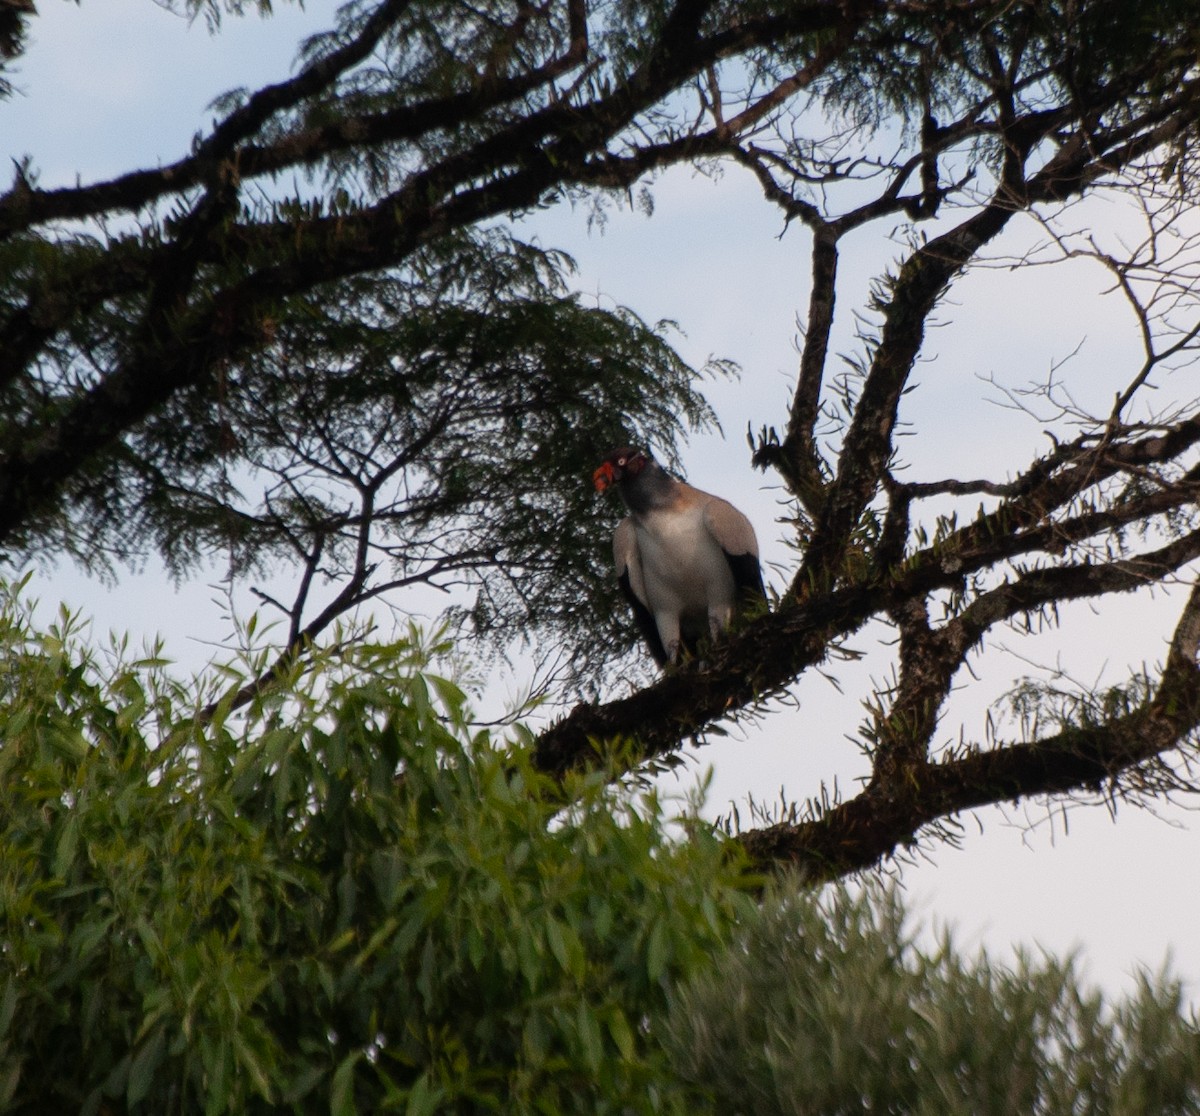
[546, 917, 570, 973]
[605, 1007, 636, 1062]
[405, 1072, 445, 1116]
[646, 918, 670, 984]
[52, 813, 80, 879]
[126, 1026, 166, 1106]
[0, 980, 17, 1040]
[331, 1051, 362, 1116]
[575, 1000, 604, 1073]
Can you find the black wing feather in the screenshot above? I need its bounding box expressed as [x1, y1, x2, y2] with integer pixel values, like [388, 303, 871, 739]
[724, 551, 766, 607]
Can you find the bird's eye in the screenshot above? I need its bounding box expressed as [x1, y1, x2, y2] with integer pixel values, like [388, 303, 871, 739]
[617, 457, 626, 466]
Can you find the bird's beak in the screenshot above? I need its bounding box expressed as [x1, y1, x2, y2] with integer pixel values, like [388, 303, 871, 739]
[593, 462, 615, 492]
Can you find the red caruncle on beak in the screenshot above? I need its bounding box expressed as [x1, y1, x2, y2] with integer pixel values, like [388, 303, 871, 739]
[593, 462, 616, 492]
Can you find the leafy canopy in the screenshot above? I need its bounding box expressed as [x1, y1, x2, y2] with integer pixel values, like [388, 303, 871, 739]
[3, 582, 1199, 1112]
[0, 585, 751, 1114]
[667, 882, 1200, 1115]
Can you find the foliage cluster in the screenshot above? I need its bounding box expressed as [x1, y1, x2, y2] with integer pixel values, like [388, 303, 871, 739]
[2, 584, 1200, 1112]
[0, 588, 749, 1114]
[666, 883, 1200, 1115]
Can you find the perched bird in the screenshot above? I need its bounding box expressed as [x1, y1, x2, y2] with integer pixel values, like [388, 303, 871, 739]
[593, 446, 765, 666]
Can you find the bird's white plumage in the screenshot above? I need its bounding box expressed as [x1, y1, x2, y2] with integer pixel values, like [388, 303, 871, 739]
[615, 497, 744, 661]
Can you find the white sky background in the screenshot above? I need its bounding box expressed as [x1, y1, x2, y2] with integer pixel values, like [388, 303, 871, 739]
[7, 0, 1200, 1002]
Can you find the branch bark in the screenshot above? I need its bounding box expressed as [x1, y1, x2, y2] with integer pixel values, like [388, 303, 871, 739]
[738, 580, 1200, 881]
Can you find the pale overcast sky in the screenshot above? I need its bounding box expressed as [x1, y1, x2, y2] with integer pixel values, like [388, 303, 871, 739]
[8, 0, 1200, 1001]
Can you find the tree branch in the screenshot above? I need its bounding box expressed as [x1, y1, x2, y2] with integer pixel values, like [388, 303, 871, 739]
[738, 579, 1200, 881]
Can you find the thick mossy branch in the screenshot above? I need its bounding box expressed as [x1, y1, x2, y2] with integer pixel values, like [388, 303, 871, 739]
[736, 643, 1200, 882]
